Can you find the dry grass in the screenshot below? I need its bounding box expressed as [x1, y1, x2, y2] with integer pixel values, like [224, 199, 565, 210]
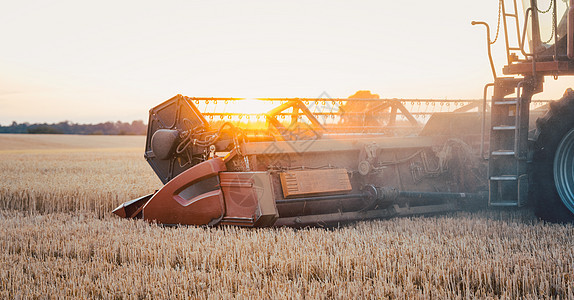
[1, 211, 573, 299]
[0, 133, 144, 153]
[0, 134, 573, 298]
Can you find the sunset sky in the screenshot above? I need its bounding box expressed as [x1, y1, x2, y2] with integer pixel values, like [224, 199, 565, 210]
[1, 0, 573, 124]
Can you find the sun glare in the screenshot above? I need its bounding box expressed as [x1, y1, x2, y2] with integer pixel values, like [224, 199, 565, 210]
[223, 99, 277, 115]
[193, 98, 285, 133]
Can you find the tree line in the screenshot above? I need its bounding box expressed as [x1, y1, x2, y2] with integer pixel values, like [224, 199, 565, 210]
[0, 121, 147, 135]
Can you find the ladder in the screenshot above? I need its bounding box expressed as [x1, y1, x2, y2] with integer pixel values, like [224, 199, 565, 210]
[498, 0, 523, 64]
[488, 77, 530, 207]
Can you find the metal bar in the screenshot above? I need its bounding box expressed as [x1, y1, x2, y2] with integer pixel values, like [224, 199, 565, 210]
[398, 191, 486, 200]
[471, 21, 498, 79]
[240, 136, 445, 155]
[275, 193, 366, 204]
[568, 0, 574, 59]
[512, 0, 523, 56]
[391, 101, 419, 126]
[222, 217, 254, 221]
[388, 106, 397, 126]
[515, 81, 525, 159]
[553, 0, 558, 60]
[203, 111, 482, 117]
[190, 98, 551, 103]
[188, 97, 549, 105]
[273, 203, 458, 227]
[521, 8, 534, 57]
[530, 0, 542, 71]
[275, 190, 486, 205]
[501, 0, 512, 65]
[186, 97, 489, 103]
[481, 83, 494, 160]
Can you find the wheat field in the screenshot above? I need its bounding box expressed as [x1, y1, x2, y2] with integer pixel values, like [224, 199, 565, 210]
[1, 134, 573, 299]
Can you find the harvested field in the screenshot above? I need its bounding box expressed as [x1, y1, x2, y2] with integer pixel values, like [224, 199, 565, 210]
[0, 135, 159, 217]
[0, 134, 573, 298]
[0, 134, 145, 153]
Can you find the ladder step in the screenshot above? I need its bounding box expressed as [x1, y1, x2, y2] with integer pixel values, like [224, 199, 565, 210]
[493, 125, 516, 131]
[490, 175, 518, 181]
[492, 150, 516, 156]
[490, 201, 519, 207]
[493, 100, 518, 105]
[492, 125, 517, 131]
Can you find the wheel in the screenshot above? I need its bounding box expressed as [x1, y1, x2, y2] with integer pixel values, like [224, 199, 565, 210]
[554, 128, 574, 214]
[532, 88, 574, 222]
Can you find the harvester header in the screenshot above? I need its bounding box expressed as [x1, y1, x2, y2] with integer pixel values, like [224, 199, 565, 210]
[113, 95, 495, 226]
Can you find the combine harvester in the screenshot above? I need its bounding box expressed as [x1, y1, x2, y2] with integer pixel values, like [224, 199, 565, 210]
[114, 0, 574, 226]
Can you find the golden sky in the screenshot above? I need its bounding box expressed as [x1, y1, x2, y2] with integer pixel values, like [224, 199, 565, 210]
[1, 0, 572, 124]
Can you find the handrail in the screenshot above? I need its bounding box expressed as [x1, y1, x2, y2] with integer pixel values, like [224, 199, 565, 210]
[472, 21, 498, 80]
[553, 0, 559, 60]
[520, 8, 534, 57]
[480, 83, 494, 160]
[568, 0, 574, 59]
[514, 81, 525, 160]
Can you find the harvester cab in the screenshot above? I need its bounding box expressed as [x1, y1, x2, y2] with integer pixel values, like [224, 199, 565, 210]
[113, 0, 574, 226]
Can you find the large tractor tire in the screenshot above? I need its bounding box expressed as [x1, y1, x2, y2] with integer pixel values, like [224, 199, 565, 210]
[532, 88, 574, 222]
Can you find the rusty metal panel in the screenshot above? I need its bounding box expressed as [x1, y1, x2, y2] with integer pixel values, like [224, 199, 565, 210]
[503, 61, 574, 76]
[141, 158, 226, 226]
[219, 172, 278, 226]
[280, 169, 351, 198]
